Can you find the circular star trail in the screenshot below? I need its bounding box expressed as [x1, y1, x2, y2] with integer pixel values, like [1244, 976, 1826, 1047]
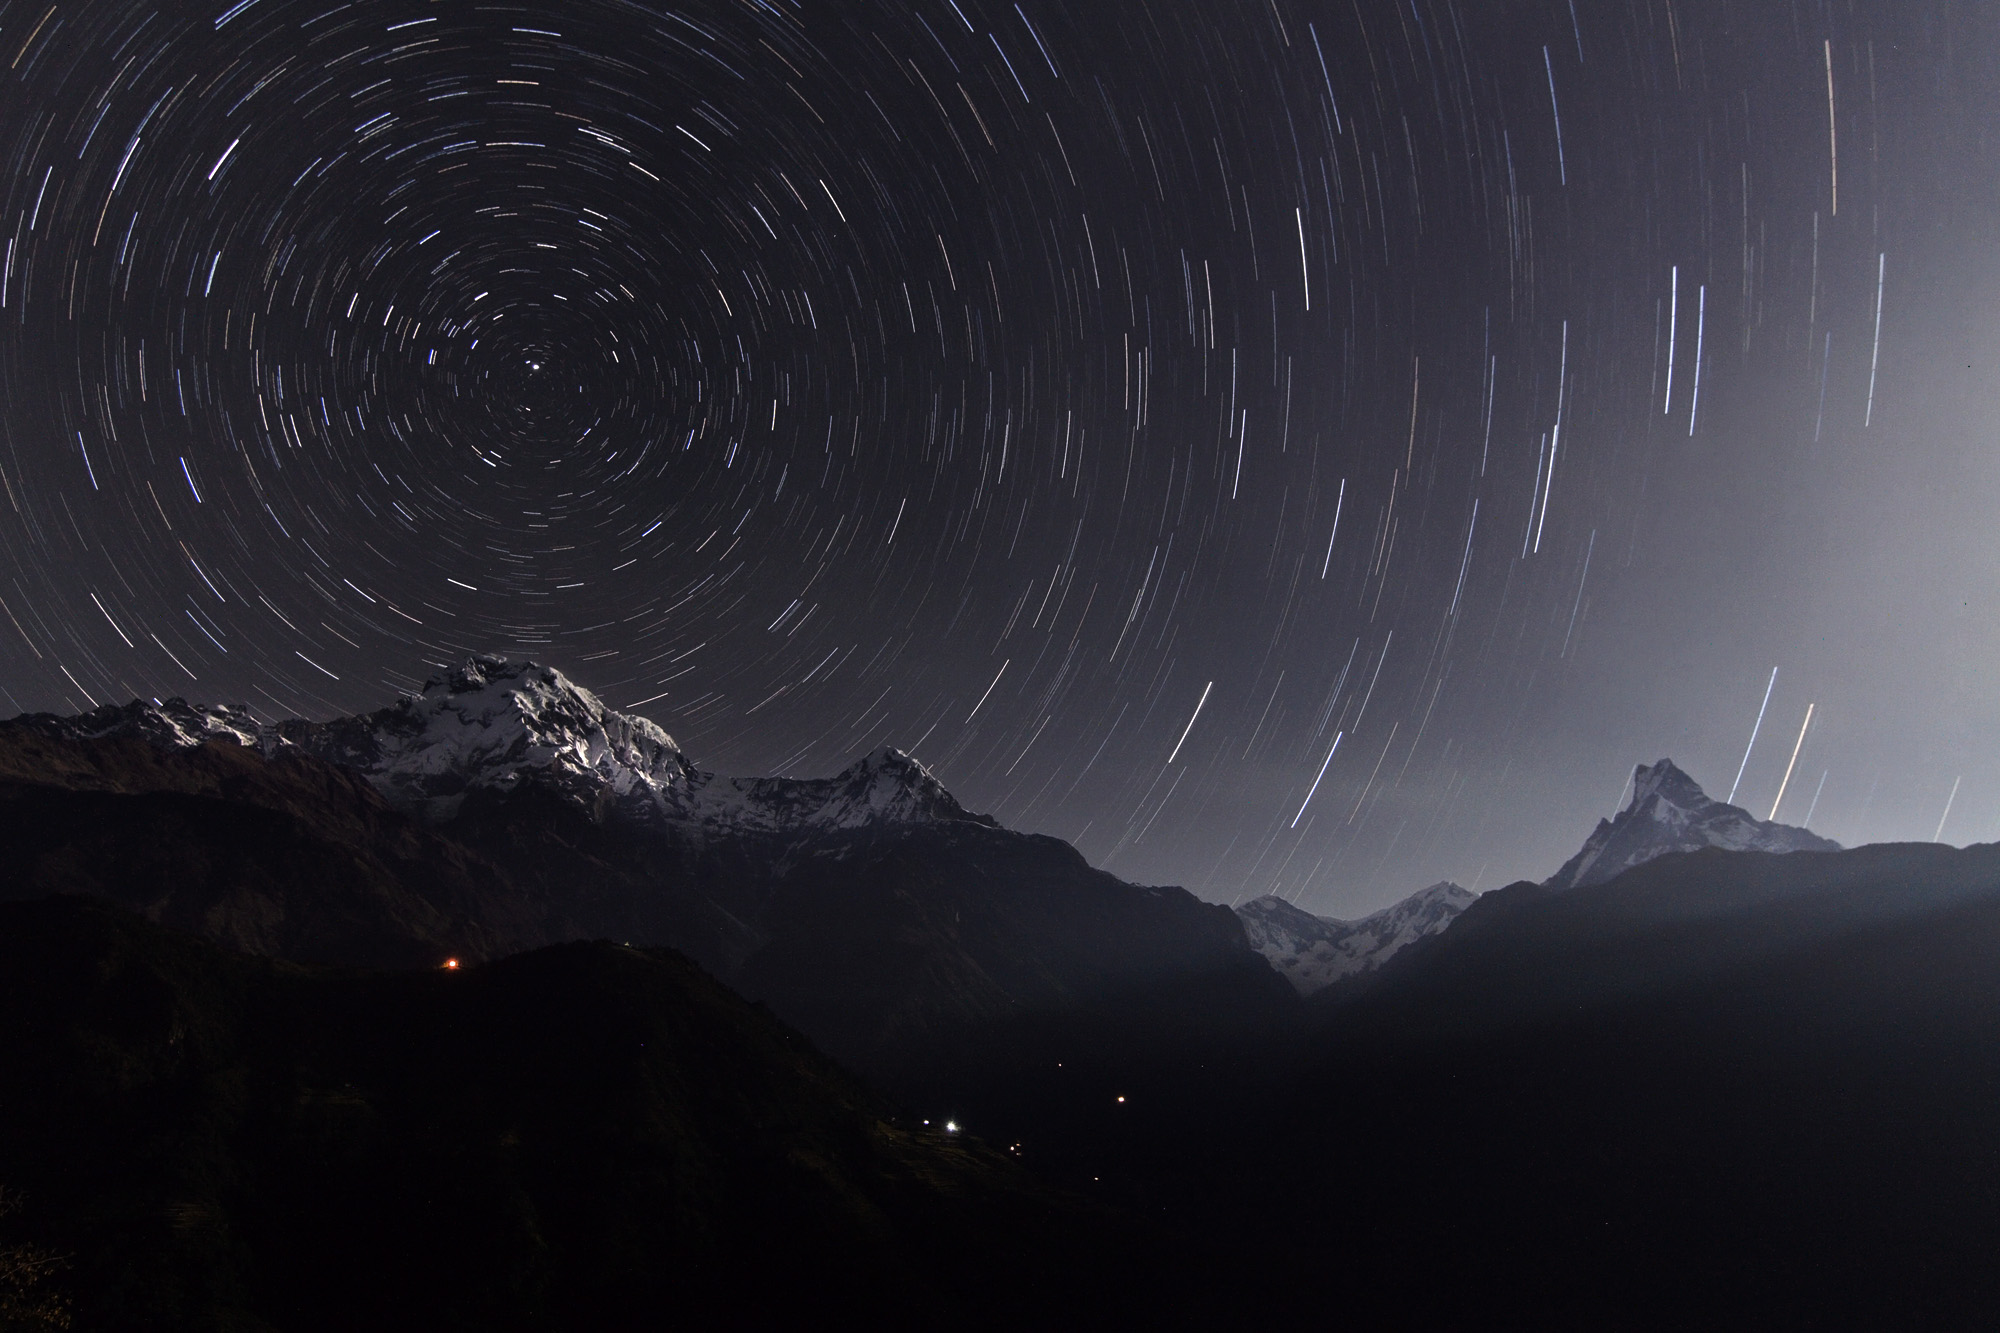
[3, 0, 1999, 907]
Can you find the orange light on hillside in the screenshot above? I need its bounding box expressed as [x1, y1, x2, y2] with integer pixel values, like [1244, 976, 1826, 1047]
[443, 958, 461, 970]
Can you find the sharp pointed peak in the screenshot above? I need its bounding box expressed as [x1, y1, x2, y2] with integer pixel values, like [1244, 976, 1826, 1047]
[1627, 758, 1713, 809]
[424, 656, 574, 696]
[845, 744, 927, 775]
[728, 742, 994, 831]
[401, 658, 653, 736]
[1549, 757, 1840, 890]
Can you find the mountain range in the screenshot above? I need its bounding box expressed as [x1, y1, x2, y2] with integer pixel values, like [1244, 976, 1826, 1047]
[14, 663, 1844, 988]
[2, 658, 1292, 1112]
[14, 661, 1965, 1326]
[1235, 882, 1478, 994]
[3, 667, 1849, 1074]
[1261, 837, 2000, 1325]
[0, 893, 1201, 1329]
[32, 655, 983, 845]
[1229, 756, 1839, 991]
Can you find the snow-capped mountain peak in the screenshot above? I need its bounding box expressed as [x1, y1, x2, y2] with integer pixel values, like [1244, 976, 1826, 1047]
[804, 744, 975, 827]
[1545, 758, 1839, 891]
[694, 744, 991, 836]
[269, 657, 696, 820]
[1237, 880, 1478, 994]
[14, 657, 985, 838]
[31, 696, 264, 750]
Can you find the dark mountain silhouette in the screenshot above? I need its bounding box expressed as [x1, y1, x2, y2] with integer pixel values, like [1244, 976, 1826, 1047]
[1, 664, 1295, 1170]
[0, 725, 544, 968]
[0, 895, 1214, 1330]
[1242, 841, 2000, 1325]
[15, 687, 2000, 1325]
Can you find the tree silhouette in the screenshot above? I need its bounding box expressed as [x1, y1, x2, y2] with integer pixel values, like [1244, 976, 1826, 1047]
[0, 1188, 69, 1332]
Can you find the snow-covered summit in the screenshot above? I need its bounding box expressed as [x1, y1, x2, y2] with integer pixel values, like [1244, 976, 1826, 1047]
[1545, 758, 1839, 891]
[1237, 881, 1477, 995]
[697, 745, 988, 835]
[28, 696, 264, 750]
[266, 657, 696, 820]
[10, 657, 986, 837]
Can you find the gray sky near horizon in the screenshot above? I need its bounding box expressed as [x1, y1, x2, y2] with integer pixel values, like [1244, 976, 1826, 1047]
[0, 0, 1995, 916]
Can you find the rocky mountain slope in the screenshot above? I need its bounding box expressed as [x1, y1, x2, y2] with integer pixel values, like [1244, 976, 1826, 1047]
[1258, 840, 2000, 1325]
[1235, 881, 1477, 994]
[0, 895, 1181, 1329]
[31, 657, 986, 839]
[0, 722, 543, 968]
[1545, 758, 1838, 890]
[4, 658, 1293, 1117]
[17, 681, 2000, 1326]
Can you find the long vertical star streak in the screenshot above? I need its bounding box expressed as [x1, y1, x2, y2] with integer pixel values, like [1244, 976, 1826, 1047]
[1866, 254, 1886, 427]
[1802, 771, 1829, 827]
[1447, 500, 1479, 623]
[1729, 669, 1780, 806]
[964, 661, 1010, 725]
[1295, 207, 1311, 312]
[1688, 286, 1707, 435]
[1934, 776, 1962, 843]
[1166, 680, 1213, 765]
[1664, 265, 1678, 413]
[1825, 39, 1839, 216]
[1533, 321, 1567, 554]
[1560, 529, 1594, 656]
[1544, 45, 1567, 187]
[1321, 479, 1346, 578]
[1292, 732, 1343, 827]
[1769, 703, 1815, 821]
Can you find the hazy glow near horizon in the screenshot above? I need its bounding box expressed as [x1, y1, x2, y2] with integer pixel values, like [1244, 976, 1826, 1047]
[0, 1, 1996, 912]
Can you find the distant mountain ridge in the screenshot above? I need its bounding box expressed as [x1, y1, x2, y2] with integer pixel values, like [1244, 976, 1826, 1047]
[28, 656, 986, 839]
[1233, 757, 1836, 995]
[1236, 882, 1478, 994]
[4, 657, 1292, 1112]
[17, 694, 2000, 1326]
[0, 717, 540, 968]
[1547, 758, 1838, 891]
[1265, 838, 2000, 1325]
[0, 894, 1152, 1328]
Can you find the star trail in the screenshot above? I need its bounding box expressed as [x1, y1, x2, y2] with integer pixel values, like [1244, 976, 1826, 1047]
[2, 0, 1998, 909]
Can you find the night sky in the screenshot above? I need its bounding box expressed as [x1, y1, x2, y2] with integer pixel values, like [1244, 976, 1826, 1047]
[0, 0, 1996, 912]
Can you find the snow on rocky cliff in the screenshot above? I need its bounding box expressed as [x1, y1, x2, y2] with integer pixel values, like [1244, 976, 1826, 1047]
[19, 657, 987, 838]
[1236, 881, 1478, 995]
[40, 696, 265, 751]
[1545, 758, 1839, 891]
[268, 657, 699, 820]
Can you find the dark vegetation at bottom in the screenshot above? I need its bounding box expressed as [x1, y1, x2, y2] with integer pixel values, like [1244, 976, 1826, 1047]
[14, 841, 2000, 1328]
[0, 897, 1214, 1331]
[850, 844, 2000, 1330]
